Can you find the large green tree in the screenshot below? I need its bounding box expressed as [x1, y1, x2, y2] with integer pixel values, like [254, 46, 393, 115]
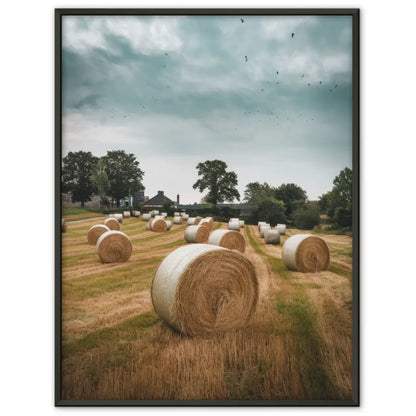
[90, 159, 110, 206]
[244, 182, 275, 205]
[102, 150, 145, 207]
[319, 167, 352, 226]
[274, 183, 307, 220]
[62, 151, 98, 207]
[192, 160, 240, 205]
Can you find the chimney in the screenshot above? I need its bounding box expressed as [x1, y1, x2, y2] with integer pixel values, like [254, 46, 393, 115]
[157, 191, 163, 196]
[177, 194, 180, 205]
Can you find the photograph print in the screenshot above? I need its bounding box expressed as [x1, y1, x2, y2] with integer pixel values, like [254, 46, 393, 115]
[56, 9, 359, 405]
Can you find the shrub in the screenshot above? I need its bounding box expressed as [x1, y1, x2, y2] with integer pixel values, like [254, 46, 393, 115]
[250, 197, 287, 226]
[334, 207, 352, 228]
[293, 206, 320, 230]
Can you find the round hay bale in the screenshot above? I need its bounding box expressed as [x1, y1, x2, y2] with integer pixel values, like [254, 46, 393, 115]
[151, 244, 258, 336]
[154, 215, 165, 220]
[264, 229, 280, 245]
[258, 221, 267, 231]
[276, 224, 286, 235]
[184, 225, 209, 243]
[114, 213, 123, 223]
[165, 220, 172, 231]
[187, 217, 197, 225]
[199, 221, 213, 232]
[96, 230, 132, 263]
[173, 216, 183, 224]
[132, 210, 141, 217]
[282, 234, 330, 273]
[174, 212, 181, 217]
[152, 210, 159, 216]
[239, 220, 245, 228]
[204, 216, 214, 224]
[182, 213, 189, 220]
[260, 224, 271, 237]
[145, 219, 153, 230]
[104, 217, 120, 231]
[142, 213, 151, 221]
[161, 212, 168, 218]
[87, 224, 110, 245]
[228, 221, 240, 231]
[151, 218, 167, 232]
[208, 229, 246, 252]
[123, 211, 131, 218]
[61, 218, 67, 233]
[230, 218, 239, 222]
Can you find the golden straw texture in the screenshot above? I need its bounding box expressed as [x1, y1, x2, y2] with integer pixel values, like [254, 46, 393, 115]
[96, 230, 132, 263]
[104, 217, 120, 231]
[184, 225, 210, 243]
[151, 218, 168, 232]
[87, 224, 110, 245]
[208, 229, 246, 252]
[199, 220, 213, 232]
[151, 244, 258, 337]
[282, 234, 330, 273]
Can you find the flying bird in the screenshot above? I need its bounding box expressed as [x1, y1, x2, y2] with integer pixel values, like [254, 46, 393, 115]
[319, 81, 322, 84]
[276, 71, 279, 75]
[291, 32, 295, 38]
[307, 83, 310, 86]
[240, 18, 244, 23]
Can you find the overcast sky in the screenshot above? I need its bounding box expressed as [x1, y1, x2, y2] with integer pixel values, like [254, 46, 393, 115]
[62, 14, 352, 203]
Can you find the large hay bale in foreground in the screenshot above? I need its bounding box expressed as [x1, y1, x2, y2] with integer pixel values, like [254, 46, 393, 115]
[151, 218, 167, 232]
[208, 229, 246, 252]
[282, 234, 330, 273]
[142, 213, 151, 221]
[151, 244, 258, 336]
[104, 217, 120, 231]
[173, 216, 183, 224]
[276, 224, 286, 235]
[96, 230, 132, 263]
[228, 221, 240, 231]
[184, 225, 209, 243]
[260, 224, 271, 237]
[123, 211, 131, 218]
[87, 224, 110, 245]
[61, 218, 67, 233]
[264, 229, 280, 245]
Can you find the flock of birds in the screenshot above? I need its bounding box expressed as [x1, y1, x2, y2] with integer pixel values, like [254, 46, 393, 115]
[112, 17, 340, 125]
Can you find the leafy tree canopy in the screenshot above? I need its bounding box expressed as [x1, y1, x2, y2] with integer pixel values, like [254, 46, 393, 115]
[62, 151, 98, 207]
[90, 159, 110, 206]
[102, 150, 145, 207]
[192, 160, 240, 205]
[274, 183, 307, 219]
[250, 197, 287, 226]
[244, 182, 275, 205]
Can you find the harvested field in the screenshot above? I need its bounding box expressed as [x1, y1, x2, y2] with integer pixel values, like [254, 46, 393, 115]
[60, 216, 353, 401]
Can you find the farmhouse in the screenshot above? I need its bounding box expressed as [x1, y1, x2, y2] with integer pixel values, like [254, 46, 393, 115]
[143, 190, 174, 208]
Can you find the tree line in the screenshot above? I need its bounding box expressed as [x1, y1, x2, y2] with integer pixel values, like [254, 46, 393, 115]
[62, 151, 352, 229]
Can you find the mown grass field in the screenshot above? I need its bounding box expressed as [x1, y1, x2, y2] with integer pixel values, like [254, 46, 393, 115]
[60, 214, 353, 401]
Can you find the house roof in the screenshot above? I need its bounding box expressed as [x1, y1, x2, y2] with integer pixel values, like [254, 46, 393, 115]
[143, 191, 173, 206]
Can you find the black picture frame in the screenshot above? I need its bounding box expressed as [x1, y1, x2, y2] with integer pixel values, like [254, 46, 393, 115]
[55, 8, 359, 406]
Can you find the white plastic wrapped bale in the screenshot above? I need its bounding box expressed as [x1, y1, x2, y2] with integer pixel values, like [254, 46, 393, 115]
[260, 224, 271, 237]
[142, 213, 151, 221]
[282, 234, 330, 273]
[276, 224, 286, 235]
[258, 221, 267, 231]
[114, 213, 123, 223]
[239, 220, 245, 228]
[174, 212, 181, 217]
[154, 215, 165, 220]
[151, 210, 160, 216]
[145, 219, 153, 230]
[165, 220, 172, 231]
[228, 221, 240, 231]
[181, 213, 189, 220]
[104, 217, 120, 230]
[132, 210, 141, 217]
[123, 211, 131, 218]
[173, 216, 183, 224]
[161, 212, 168, 218]
[199, 218, 213, 231]
[230, 218, 239, 222]
[184, 225, 209, 243]
[61, 218, 67, 233]
[151, 244, 258, 336]
[264, 229, 280, 245]
[96, 230, 132, 263]
[87, 224, 110, 245]
[187, 217, 201, 225]
[208, 229, 246, 252]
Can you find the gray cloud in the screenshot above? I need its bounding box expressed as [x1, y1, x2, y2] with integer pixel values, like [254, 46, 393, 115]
[62, 14, 353, 201]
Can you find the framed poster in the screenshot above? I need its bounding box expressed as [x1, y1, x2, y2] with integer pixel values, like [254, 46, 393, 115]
[56, 8, 359, 405]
